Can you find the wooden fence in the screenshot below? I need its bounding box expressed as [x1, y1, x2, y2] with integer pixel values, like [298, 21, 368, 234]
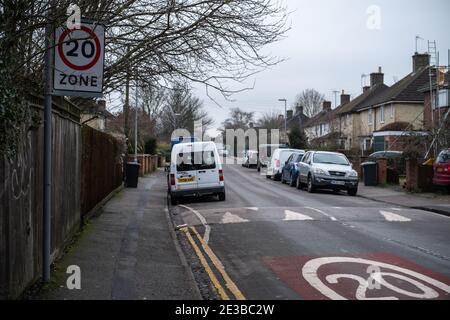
[0, 96, 81, 299]
[0, 95, 138, 299]
[81, 126, 123, 217]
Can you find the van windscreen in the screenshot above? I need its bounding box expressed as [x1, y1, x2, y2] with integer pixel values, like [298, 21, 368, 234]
[177, 151, 216, 171]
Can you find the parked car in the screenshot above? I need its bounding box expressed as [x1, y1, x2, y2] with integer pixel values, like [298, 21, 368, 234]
[298, 151, 359, 196]
[281, 151, 306, 186]
[242, 150, 258, 168]
[257, 144, 288, 172]
[367, 150, 405, 181]
[267, 149, 304, 181]
[168, 141, 225, 205]
[433, 148, 450, 188]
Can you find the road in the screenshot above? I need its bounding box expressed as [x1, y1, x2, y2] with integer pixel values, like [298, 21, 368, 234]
[169, 161, 450, 300]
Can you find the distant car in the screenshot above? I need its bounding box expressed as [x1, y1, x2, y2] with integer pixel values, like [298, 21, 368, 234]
[281, 151, 306, 187]
[218, 149, 230, 157]
[257, 144, 288, 172]
[242, 150, 258, 168]
[368, 151, 403, 160]
[433, 149, 450, 188]
[267, 149, 303, 181]
[368, 150, 405, 177]
[298, 151, 359, 196]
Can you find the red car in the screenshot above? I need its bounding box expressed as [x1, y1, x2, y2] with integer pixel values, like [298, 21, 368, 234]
[433, 149, 450, 187]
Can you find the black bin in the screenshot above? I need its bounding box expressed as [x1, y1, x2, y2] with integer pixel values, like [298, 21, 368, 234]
[125, 162, 140, 188]
[361, 162, 378, 186]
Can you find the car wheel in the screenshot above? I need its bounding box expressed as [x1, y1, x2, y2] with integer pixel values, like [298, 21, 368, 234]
[296, 176, 302, 190]
[218, 192, 226, 201]
[307, 175, 315, 193]
[281, 173, 287, 184]
[257, 165, 261, 172]
[289, 174, 296, 187]
[348, 188, 357, 196]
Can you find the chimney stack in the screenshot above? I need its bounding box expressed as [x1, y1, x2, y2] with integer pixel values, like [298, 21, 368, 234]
[412, 53, 430, 72]
[287, 110, 293, 120]
[340, 90, 350, 105]
[295, 105, 304, 115]
[370, 66, 384, 88]
[322, 101, 332, 112]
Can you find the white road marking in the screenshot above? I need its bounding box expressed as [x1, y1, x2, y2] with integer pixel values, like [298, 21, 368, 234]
[284, 210, 314, 221]
[302, 257, 450, 300]
[306, 207, 337, 221]
[179, 205, 212, 244]
[391, 208, 402, 211]
[221, 212, 250, 224]
[380, 210, 411, 222]
[245, 207, 259, 211]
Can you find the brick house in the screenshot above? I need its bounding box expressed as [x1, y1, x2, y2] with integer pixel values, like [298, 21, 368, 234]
[304, 101, 339, 148]
[357, 54, 431, 152]
[335, 68, 389, 152]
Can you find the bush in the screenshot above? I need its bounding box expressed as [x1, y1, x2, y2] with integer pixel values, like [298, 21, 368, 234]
[144, 137, 157, 155]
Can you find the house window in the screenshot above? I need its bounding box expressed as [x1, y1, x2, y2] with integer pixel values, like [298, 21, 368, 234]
[390, 104, 394, 118]
[438, 89, 449, 108]
[363, 138, 372, 151]
[380, 106, 385, 124]
[368, 109, 373, 126]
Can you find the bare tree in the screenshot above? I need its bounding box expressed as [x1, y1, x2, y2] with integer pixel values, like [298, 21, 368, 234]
[1, 0, 288, 155]
[221, 108, 255, 131]
[293, 89, 325, 118]
[257, 112, 283, 130]
[159, 85, 213, 138]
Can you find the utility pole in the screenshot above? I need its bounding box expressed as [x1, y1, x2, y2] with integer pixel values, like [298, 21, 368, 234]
[124, 71, 130, 141]
[134, 72, 138, 162]
[278, 98, 287, 144]
[43, 4, 54, 283]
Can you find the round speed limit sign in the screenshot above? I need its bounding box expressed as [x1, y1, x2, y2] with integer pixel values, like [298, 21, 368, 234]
[53, 22, 105, 97]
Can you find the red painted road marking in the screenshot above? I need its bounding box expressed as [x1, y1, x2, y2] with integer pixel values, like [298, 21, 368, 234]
[263, 253, 450, 300]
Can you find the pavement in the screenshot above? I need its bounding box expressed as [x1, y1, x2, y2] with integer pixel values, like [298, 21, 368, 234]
[169, 163, 450, 300]
[38, 169, 201, 300]
[358, 184, 450, 217]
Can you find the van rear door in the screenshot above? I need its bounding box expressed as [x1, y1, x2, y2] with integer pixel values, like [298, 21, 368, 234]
[175, 151, 198, 191]
[196, 150, 220, 189]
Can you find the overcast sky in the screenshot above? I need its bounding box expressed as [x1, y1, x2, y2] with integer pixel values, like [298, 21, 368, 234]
[192, 0, 450, 137]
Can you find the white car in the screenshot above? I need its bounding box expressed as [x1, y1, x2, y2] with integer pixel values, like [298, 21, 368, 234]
[168, 141, 225, 205]
[267, 149, 305, 181]
[298, 151, 358, 196]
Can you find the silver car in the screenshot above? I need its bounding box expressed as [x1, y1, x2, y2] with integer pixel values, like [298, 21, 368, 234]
[298, 151, 359, 196]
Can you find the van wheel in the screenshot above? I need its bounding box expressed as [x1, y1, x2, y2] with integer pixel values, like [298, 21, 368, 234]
[266, 174, 271, 179]
[170, 195, 178, 206]
[218, 192, 226, 201]
[348, 188, 358, 196]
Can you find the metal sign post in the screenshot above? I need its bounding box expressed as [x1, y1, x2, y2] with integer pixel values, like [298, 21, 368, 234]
[42, 19, 105, 282]
[43, 18, 53, 283]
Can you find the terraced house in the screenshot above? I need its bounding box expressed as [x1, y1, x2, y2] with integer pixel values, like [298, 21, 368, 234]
[357, 53, 431, 152]
[332, 53, 431, 154]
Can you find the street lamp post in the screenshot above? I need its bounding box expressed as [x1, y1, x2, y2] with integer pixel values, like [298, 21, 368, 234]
[278, 98, 287, 143]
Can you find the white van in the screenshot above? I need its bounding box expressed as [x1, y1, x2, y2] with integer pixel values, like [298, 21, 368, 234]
[168, 141, 225, 205]
[267, 148, 305, 181]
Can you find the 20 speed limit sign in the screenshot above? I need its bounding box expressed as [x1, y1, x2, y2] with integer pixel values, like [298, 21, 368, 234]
[53, 22, 105, 98]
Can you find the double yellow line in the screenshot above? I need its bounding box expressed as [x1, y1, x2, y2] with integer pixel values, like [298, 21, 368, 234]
[182, 226, 245, 300]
